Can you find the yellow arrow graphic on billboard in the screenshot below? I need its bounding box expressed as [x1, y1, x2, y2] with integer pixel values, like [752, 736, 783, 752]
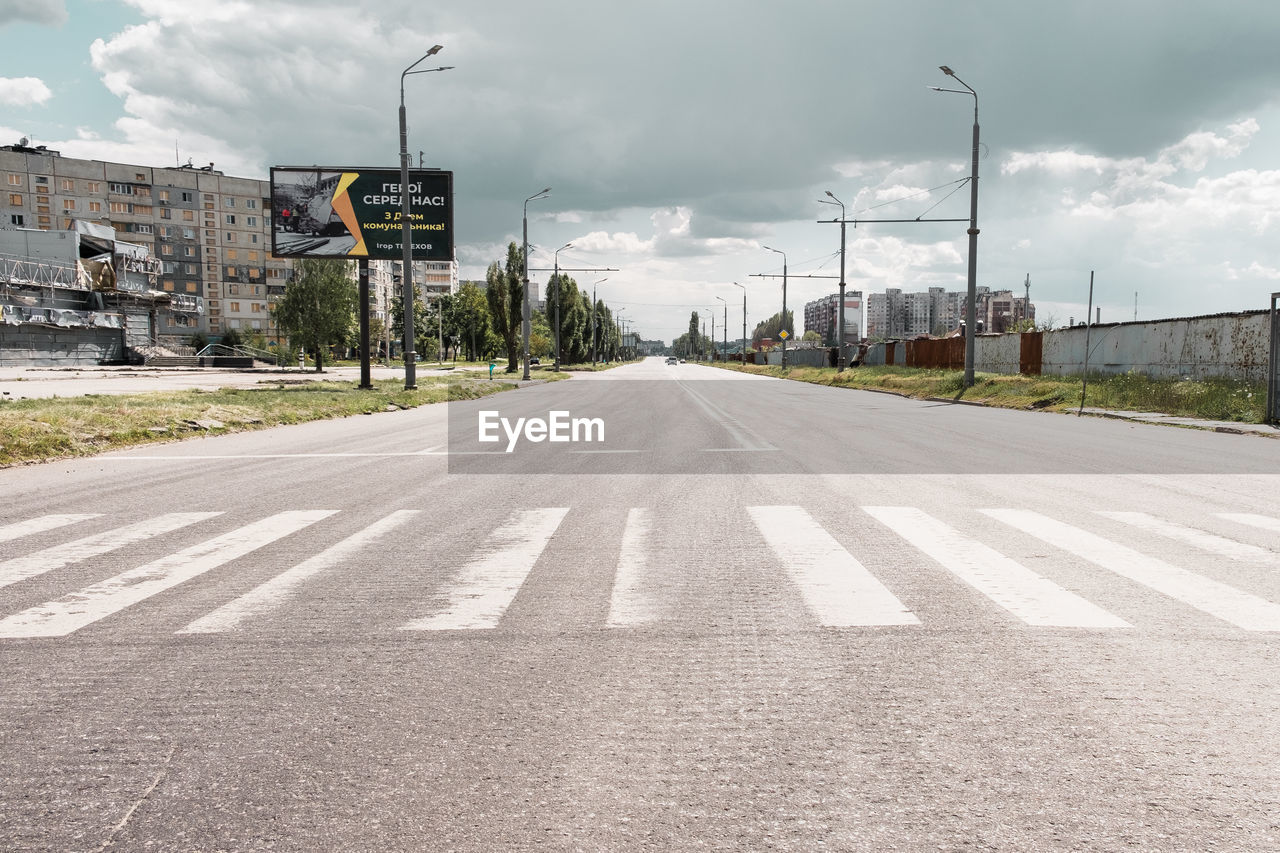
[330, 171, 366, 256]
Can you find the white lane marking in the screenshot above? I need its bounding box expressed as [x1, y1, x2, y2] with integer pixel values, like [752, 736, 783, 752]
[1098, 511, 1276, 562]
[0, 513, 223, 590]
[606, 508, 653, 627]
[0, 511, 334, 638]
[984, 508, 1280, 632]
[0, 514, 100, 544]
[96, 452, 446, 460]
[749, 506, 918, 627]
[179, 510, 421, 634]
[864, 507, 1128, 628]
[1218, 513, 1280, 535]
[400, 508, 568, 631]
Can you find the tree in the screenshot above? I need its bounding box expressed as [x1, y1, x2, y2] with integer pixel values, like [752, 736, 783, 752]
[271, 258, 357, 372]
[220, 326, 244, 348]
[801, 330, 823, 344]
[452, 281, 490, 361]
[751, 310, 795, 347]
[389, 286, 431, 362]
[545, 274, 589, 364]
[486, 242, 524, 372]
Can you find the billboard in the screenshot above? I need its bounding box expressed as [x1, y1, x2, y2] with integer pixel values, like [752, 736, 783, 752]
[269, 166, 453, 261]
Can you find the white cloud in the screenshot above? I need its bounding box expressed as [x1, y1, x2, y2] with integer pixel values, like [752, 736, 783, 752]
[0, 76, 52, 106]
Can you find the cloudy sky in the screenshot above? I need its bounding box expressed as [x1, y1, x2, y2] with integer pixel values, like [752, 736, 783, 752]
[3, 0, 1280, 341]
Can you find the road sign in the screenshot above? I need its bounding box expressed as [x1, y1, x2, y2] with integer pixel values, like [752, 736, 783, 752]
[779, 330, 790, 340]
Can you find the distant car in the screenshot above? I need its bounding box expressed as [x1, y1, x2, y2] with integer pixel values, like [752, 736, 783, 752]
[530, 357, 540, 365]
[679, 358, 686, 363]
[666, 356, 678, 365]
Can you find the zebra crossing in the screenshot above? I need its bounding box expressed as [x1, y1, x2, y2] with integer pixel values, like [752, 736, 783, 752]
[0, 503, 1278, 639]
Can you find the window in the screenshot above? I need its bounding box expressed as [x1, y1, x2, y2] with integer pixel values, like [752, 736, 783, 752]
[227, 249, 238, 259]
[246, 216, 257, 227]
[182, 228, 194, 239]
[161, 245, 174, 256]
[229, 283, 239, 293]
[183, 210, 194, 221]
[225, 232, 235, 242]
[162, 280, 175, 291]
[61, 179, 74, 191]
[7, 193, 20, 205]
[35, 176, 48, 184]
[203, 193, 213, 201]
[6, 174, 21, 186]
[183, 245, 195, 258]
[225, 214, 236, 225]
[160, 207, 172, 219]
[229, 302, 241, 312]
[181, 191, 193, 202]
[135, 173, 146, 182]
[36, 185, 48, 194]
[225, 197, 237, 208]
[248, 251, 259, 261]
[159, 190, 170, 202]
[9, 214, 23, 226]
[246, 199, 257, 209]
[109, 202, 132, 214]
[37, 204, 49, 214]
[62, 218, 73, 229]
[135, 224, 152, 234]
[185, 282, 197, 293]
[134, 205, 152, 215]
[251, 303, 262, 313]
[250, 234, 259, 244]
[62, 199, 76, 210]
[109, 182, 134, 195]
[89, 201, 101, 213]
[37, 214, 50, 224]
[87, 182, 100, 193]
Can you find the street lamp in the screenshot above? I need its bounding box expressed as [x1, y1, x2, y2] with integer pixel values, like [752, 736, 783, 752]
[522, 187, 551, 380]
[820, 190, 849, 371]
[762, 245, 788, 367]
[398, 44, 453, 390]
[552, 242, 572, 370]
[732, 282, 746, 362]
[931, 64, 979, 387]
[715, 295, 727, 363]
[590, 277, 607, 365]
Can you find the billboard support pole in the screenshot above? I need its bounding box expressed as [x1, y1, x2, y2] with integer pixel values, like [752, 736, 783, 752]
[358, 258, 372, 389]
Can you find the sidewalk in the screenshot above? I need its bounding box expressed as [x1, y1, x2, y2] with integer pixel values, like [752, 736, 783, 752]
[1079, 407, 1279, 437]
[0, 363, 490, 400]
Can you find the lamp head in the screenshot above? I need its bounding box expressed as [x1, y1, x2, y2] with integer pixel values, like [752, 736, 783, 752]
[940, 65, 954, 76]
[427, 45, 444, 56]
[825, 190, 836, 199]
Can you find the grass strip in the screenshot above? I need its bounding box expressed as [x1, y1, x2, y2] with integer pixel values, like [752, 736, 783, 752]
[715, 363, 1266, 423]
[0, 377, 533, 467]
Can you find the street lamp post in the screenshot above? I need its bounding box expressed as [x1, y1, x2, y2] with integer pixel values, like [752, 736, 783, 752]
[716, 295, 727, 362]
[522, 188, 551, 380]
[398, 44, 452, 390]
[591, 278, 607, 365]
[552, 242, 572, 370]
[732, 282, 746, 362]
[763, 245, 788, 367]
[932, 65, 979, 387]
[821, 191, 849, 371]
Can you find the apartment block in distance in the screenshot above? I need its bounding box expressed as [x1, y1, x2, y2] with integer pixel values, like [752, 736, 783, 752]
[803, 291, 863, 346]
[0, 142, 290, 346]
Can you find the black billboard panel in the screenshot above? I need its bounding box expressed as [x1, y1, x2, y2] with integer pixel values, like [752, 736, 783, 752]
[269, 167, 453, 261]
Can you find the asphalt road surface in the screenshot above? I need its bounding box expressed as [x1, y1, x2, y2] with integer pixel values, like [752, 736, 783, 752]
[2, 357, 1279, 851]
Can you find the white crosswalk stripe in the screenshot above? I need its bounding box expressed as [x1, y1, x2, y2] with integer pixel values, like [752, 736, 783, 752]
[179, 510, 421, 634]
[1097, 511, 1277, 562]
[0, 511, 334, 638]
[1217, 512, 1280, 535]
[0, 513, 223, 590]
[607, 508, 655, 627]
[399, 508, 569, 631]
[864, 507, 1128, 628]
[750, 506, 919, 627]
[984, 508, 1280, 632]
[0, 514, 100, 545]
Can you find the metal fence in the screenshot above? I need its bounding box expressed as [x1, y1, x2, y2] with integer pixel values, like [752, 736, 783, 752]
[1269, 293, 1280, 424]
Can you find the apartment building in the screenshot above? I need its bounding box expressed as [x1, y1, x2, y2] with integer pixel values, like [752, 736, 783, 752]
[802, 291, 863, 345]
[0, 143, 289, 345]
[868, 285, 997, 339]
